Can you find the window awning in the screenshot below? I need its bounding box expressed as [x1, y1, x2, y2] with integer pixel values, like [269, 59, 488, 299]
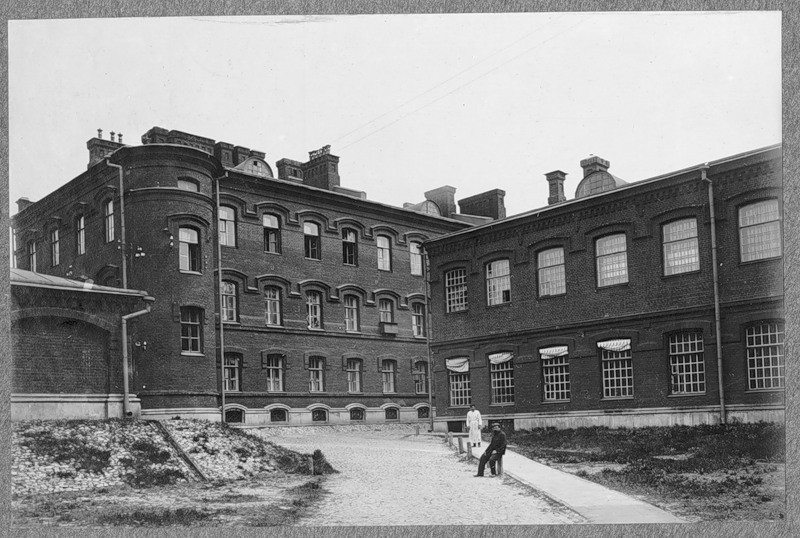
[488, 352, 513, 365]
[539, 346, 568, 359]
[597, 339, 631, 352]
[446, 357, 470, 373]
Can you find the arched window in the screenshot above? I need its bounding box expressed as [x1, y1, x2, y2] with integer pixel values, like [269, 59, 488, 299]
[263, 214, 281, 253]
[265, 354, 285, 392]
[225, 408, 244, 423]
[270, 408, 287, 422]
[739, 200, 782, 262]
[378, 299, 394, 323]
[180, 306, 203, 354]
[312, 408, 328, 422]
[417, 406, 430, 419]
[265, 286, 282, 326]
[179, 227, 201, 272]
[385, 407, 399, 421]
[663, 219, 699, 275]
[308, 356, 325, 392]
[350, 407, 365, 421]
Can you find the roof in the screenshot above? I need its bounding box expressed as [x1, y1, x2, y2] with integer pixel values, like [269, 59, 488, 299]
[10, 268, 152, 299]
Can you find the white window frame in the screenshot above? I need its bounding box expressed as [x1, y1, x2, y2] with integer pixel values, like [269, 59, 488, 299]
[50, 228, 60, 267]
[104, 200, 115, 243]
[76, 215, 86, 256]
[179, 227, 200, 272]
[410, 242, 423, 276]
[342, 229, 358, 266]
[221, 281, 238, 323]
[309, 356, 325, 392]
[180, 307, 203, 354]
[746, 322, 784, 390]
[600, 341, 633, 399]
[538, 248, 566, 296]
[344, 295, 360, 332]
[445, 268, 468, 313]
[541, 346, 570, 401]
[265, 287, 281, 326]
[378, 299, 394, 323]
[266, 354, 285, 392]
[486, 259, 511, 305]
[381, 359, 397, 393]
[306, 291, 323, 329]
[669, 331, 706, 394]
[414, 361, 428, 394]
[739, 200, 782, 262]
[219, 206, 236, 247]
[263, 214, 281, 253]
[347, 358, 362, 393]
[596, 234, 628, 287]
[663, 218, 699, 276]
[412, 302, 426, 337]
[223, 354, 241, 392]
[27, 240, 37, 272]
[489, 353, 515, 404]
[304, 222, 321, 260]
[377, 235, 392, 271]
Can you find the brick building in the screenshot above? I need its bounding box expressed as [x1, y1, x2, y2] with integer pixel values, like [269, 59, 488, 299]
[424, 146, 783, 431]
[11, 126, 503, 425]
[10, 268, 154, 419]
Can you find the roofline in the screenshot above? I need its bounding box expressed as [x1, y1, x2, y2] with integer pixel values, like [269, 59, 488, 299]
[425, 143, 782, 245]
[10, 270, 152, 299]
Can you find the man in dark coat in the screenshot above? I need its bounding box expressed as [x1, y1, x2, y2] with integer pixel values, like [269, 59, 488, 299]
[474, 423, 507, 477]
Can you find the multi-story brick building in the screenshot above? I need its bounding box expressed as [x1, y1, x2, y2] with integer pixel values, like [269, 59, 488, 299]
[424, 146, 783, 431]
[11, 126, 503, 424]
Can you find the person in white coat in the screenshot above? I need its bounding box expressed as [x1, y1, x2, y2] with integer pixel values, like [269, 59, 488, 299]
[465, 404, 483, 447]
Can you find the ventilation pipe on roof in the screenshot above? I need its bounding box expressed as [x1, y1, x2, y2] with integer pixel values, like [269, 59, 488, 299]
[122, 295, 155, 417]
[701, 164, 726, 425]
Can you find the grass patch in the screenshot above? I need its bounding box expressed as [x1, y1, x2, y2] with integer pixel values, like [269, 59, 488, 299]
[20, 427, 111, 474]
[96, 507, 227, 526]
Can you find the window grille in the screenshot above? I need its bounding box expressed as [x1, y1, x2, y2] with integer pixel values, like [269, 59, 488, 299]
[219, 206, 236, 247]
[538, 248, 566, 296]
[270, 408, 287, 422]
[347, 358, 362, 393]
[600, 342, 633, 398]
[385, 408, 399, 420]
[486, 260, 511, 305]
[344, 296, 359, 332]
[350, 407, 365, 421]
[669, 332, 706, 394]
[306, 292, 322, 329]
[746, 322, 784, 390]
[377, 235, 392, 271]
[382, 360, 396, 393]
[541, 346, 570, 401]
[180, 307, 202, 353]
[489, 352, 514, 404]
[445, 269, 468, 312]
[265, 287, 281, 326]
[266, 354, 284, 392]
[663, 219, 699, 275]
[221, 281, 237, 322]
[596, 234, 628, 287]
[739, 200, 781, 262]
[309, 356, 324, 392]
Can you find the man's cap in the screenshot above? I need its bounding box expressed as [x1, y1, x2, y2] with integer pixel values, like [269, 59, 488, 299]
[491, 423, 501, 427]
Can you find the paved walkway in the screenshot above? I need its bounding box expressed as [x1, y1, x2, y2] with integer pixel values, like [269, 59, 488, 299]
[257, 427, 685, 526]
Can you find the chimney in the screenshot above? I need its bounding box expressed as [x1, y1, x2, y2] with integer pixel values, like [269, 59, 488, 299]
[458, 189, 506, 220]
[545, 170, 567, 205]
[580, 156, 610, 177]
[16, 197, 34, 213]
[214, 141, 235, 167]
[87, 128, 125, 168]
[276, 158, 305, 182]
[233, 146, 251, 165]
[424, 186, 457, 218]
[302, 145, 340, 191]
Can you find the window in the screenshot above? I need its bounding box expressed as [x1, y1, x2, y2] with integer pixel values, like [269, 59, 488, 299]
[225, 409, 244, 423]
[219, 206, 236, 247]
[350, 407, 365, 421]
[180, 307, 203, 353]
[599, 340, 633, 398]
[342, 229, 358, 265]
[223, 353, 241, 392]
[344, 296, 360, 332]
[669, 332, 705, 394]
[221, 281, 238, 323]
[50, 228, 60, 267]
[489, 352, 514, 404]
[312, 408, 328, 422]
[347, 358, 362, 393]
[385, 408, 399, 420]
[413, 361, 428, 394]
[270, 408, 287, 422]
[541, 346, 570, 401]
[177, 179, 199, 192]
[27, 241, 37, 272]
[10, 227, 16, 269]
[739, 200, 782, 262]
[412, 303, 426, 337]
[306, 291, 323, 329]
[445, 269, 468, 312]
[377, 235, 392, 271]
[410, 242, 423, 276]
[382, 360, 397, 393]
[265, 287, 282, 326]
[76, 215, 86, 255]
[538, 248, 566, 296]
[308, 356, 325, 392]
[179, 227, 201, 272]
[263, 214, 282, 253]
[417, 406, 430, 419]
[663, 219, 699, 275]
[104, 200, 115, 243]
[486, 259, 511, 305]
[746, 322, 784, 390]
[596, 234, 628, 287]
[304, 222, 321, 260]
[379, 299, 394, 323]
[265, 354, 285, 392]
[446, 357, 471, 407]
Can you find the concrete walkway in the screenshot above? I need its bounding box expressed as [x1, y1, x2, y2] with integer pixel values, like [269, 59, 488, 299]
[456, 440, 685, 524]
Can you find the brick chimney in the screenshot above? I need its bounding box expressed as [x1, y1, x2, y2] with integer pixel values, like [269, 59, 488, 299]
[458, 189, 506, 220]
[580, 156, 610, 177]
[545, 170, 567, 205]
[302, 146, 340, 191]
[424, 186, 457, 218]
[87, 128, 125, 168]
[16, 197, 34, 213]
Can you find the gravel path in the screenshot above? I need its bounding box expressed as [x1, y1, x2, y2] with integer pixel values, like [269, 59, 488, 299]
[258, 428, 584, 526]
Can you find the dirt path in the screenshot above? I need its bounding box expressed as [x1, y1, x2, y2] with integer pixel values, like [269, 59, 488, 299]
[261, 430, 585, 526]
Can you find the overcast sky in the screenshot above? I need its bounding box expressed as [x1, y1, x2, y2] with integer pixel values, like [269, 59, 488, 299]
[8, 12, 781, 218]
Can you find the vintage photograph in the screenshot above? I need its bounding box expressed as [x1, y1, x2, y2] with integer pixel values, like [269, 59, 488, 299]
[7, 9, 785, 529]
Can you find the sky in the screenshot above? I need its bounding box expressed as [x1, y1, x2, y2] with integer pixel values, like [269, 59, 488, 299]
[8, 12, 781, 218]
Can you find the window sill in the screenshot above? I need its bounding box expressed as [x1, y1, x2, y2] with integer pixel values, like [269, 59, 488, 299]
[745, 387, 785, 393]
[596, 282, 629, 291]
[304, 257, 322, 262]
[264, 250, 282, 256]
[601, 396, 634, 401]
[486, 301, 512, 308]
[667, 392, 706, 398]
[265, 324, 284, 328]
[179, 270, 203, 276]
[181, 352, 205, 357]
[662, 269, 701, 280]
[445, 309, 469, 315]
[739, 255, 782, 266]
[541, 399, 571, 404]
[307, 327, 325, 332]
[489, 402, 515, 407]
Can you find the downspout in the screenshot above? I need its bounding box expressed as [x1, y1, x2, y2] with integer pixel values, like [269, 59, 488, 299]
[702, 164, 726, 424]
[215, 173, 228, 423]
[122, 296, 155, 417]
[106, 160, 127, 288]
[423, 248, 435, 432]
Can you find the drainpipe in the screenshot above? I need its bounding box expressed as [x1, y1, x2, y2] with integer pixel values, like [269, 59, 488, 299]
[215, 173, 228, 423]
[701, 164, 726, 425]
[122, 295, 155, 417]
[106, 160, 127, 288]
[423, 248, 435, 433]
